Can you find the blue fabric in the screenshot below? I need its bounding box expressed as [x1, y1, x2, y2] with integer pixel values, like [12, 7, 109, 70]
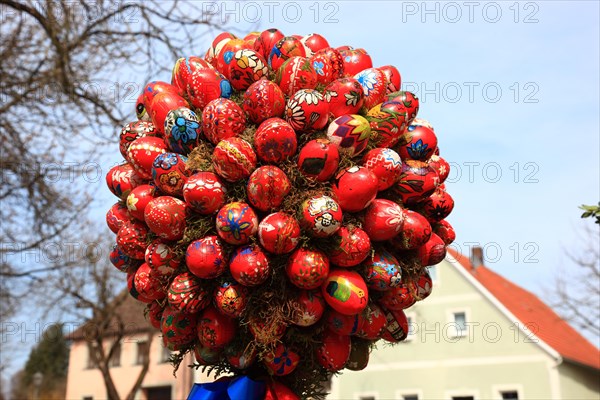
[187, 376, 266, 400]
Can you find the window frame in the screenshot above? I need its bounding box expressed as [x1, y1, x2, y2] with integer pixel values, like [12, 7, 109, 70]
[135, 341, 150, 365]
[108, 341, 121, 368]
[492, 384, 523, 400]
[446, 307, 471, 338]
[355, 391, 379, 400]
[396, 389, 423, 400]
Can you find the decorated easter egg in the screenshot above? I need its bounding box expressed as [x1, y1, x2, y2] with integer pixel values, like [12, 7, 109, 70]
[297, 139, 340, 182]
[187, 68, 232, 109]
[398, 124, 438, 161]
[171, 56, 212, 93]
[134, 263, 166, 301]
[205, 32, 236, 66]
[161, 305, 198, 350]
[248, 313, 287, 344]
[269, 36, 306, 71]
[163, 107, 202, 154]
[247, 166, 291, 212]
[362, 199, 405, 241]
[228, 49, 269, 90]
[110, 244, 139, 272]
[390, 209, 432, 250]
[292, 290, 326, 327]
[229, 245, 270, 286]
[136, 93, 151, 122]
[243, 78, 286, 124]
[127, 269, 151, 303]
[284, 89, 329, 132]
[394, 160, 440, 205]
[354, 68, 387, 109]
[417, 233, 446, 267]
[148, 92, 189, 134]
[215, 38, 248, 79]
[253, 28, 285, 60]
[147, 301, 164, 330]
[380, 306, 409, 343]
[183, 172, 226, 215]
[225, 345, 256, 369]
[326, 114, 371, 156]
[378, 65, 401, 93]
[275, 56, 317, 96]
[186, 236, 226, 279]
[106, 202, 132, 234]
[314, 47, 344, 80]
[197, 306, 237, 350]
[243, 31, 260, 46]
[202, 98, 246, 145]
[362, 148, 402, 191]
[300, 195, 343, 238]
[168, 272, 211, 314]
[119, 121, 158, 158]
[264, 343, 300, 376]
[428, 154, 450, 184]
[142, 81, 180, 109]
[378, 280, 416, 310]
[367, 102, 408, 148]
[415, 269, 434, 299]
[315, 331, 351, 371]
[254, 118, 297, 163]
[364, 249, 402, 291]
[144, 196, 187, 241]
[421, 189, 454, 222]
[346, 338, 370, 371]
[117, 220, 149, 259]
[212, 137, 257, 182]
[323, 78, 364, 118]
[126, 184, 157, 221]
[411, 117, 434, 130]
[215, 202, 258, 245]
[386, 91, 419, 122]
[193, 344, 221, 365]
[332, 166, 378, 212]
[328, 226, 371, 267]
[326, 310, 364, 336]
[152, 153, 189, 197]
[106, 163, 144, 200]
[286, 248, 330, 290]
[301, 33, 329, 55]
[258, 212, 301, 254]
[434, 220, 456, 245]
[322, 269, 369, 316]
[356, 302, 387, 340]
[145, 239, 179, 277]
[214, 281, 249, 318]
[340, 48, 372, 76]
[126, 136, 168, 180]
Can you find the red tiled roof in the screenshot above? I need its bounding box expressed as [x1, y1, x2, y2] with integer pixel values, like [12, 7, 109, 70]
[448, 248, 600, 370]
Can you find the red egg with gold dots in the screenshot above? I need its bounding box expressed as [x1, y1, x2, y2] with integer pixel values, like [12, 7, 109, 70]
[187, 68, 232, 110]
[172, 56, 212, 94]
[394, 160, 440, 205]
[144, 196, 187, 241]
[212, 137, 257, 182]
[417, 233, 447, 267]
[106, 163, 144, 201]
[301, 195, 343, 238]
[117, 220, 149, 260]
[434, 220, 456, 245]
[322, 269, 369, 316]
[362, 199, 405, 241]
[378, 65, 402, 94]
[328, 226, 371, 267]
[254, 118, 297, 164]
[378, 280, 417, 311]
[163, 107, 203, 154]
[284, 89, 329, 132]
[215, 38, 249, 79]
[215, 202, 258, 245]
[183, 172, 226, 215]
[197, 306, 237, 350]
[364, 250, 402, 291]
[258, 212, 301, 255]
[247, 166, 291, 212]
[380, 306, 409, 343]
[367, 102, 408, 148]
[356, 302, 387, 340]
[286, 248, 330, 290]
[326, 309, 364, 336]
[186, 236, 226, 279]
[106, 202, 132, 234]
[145, 239, 179, 278]
[134, 263, 166, 301]
[126, 184, 157, 221]
[292, 290, 326, 327]
[161, 305, 198, 350]
[315, 331, 351, 371]
[243, 78, 286, 124]
[398, 124, 438, 161]
[386, 91, 419, 123]
[119, 121, 159, 159]
[421, 189, 454, 223]
[428, 154, 451, 184]
[264, 343, 300, 376]
[327, 114, 371, 156]
[228, 49, 269, 90]
[168, 272, 211, 314]
[229, 245, 270, 286]
[152, 153, 189, 197]
[390, 209, 432, 250]
[340, 48, 373, 77]
[332, 166, 378, 212]
[323, 78, 364, 118]
[253, 28, 285, 60]
[214, 281, 249, 318]
[269, 36, 306, 71]
[275, 56, 317, 96]
[142, 81, 180, 110]
[362, 148, 403, 191]
[297, 139, 340, 182]
[354, 68, 387, 110]
[126, 136, 168, 180]
[202, 98, 246, 145]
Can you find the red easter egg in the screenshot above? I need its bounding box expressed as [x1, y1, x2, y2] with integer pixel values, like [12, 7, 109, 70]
[106, 163, 144, 200]
[134, 263, 166, 301]
[214, 281, 249, 318]
[326, 309, 364, 336]
[356, 302, 387, 340]
[428, 154, 450, 184]
[434, 220, 456, 245]
[144, 196, 187, 241]
[142, 81, 180, 109]
[215, 38, 248, 79]
[363, 199, 405, 241]
[411, 117, 434, 130]
[301, 33, 330, 56]
[297, 139, 340, 182]
[163, 107, 203, 154]
[300, 195, 343, 238]
[332, 166, 378, 212]
[187, 68, 232, 109]
[148, 92, 189, 134]
[145, 239, 179, 277]
[415, 269, 434, 299]
[161, 305, 197, 350]
[126, 184, 157, 221]
[106, 202, 132, 234]
[354, 68, 387, 110]
[386, 91, 420, 123]
[269, 36, 306, 71]
[380, 306, 409, 343]
[285, 89, 329, 132]
[228, 49, 269, 90]
[229, 245, 270, 286]
[126, 136, 168, 180]
[243, 78, 286, 124]
[394, 160, 440, 205]
[193, 344, 221, 365]
[286, 248, 330, 290]
[254, 118, 297, 163]
[364, 249, 403, 291]
[417, 233, 446, 266]
[264, 381, 300, 400]
[151, 153, 189, 197]
[328, 226, 371, 267]
[340, 48, 373, 77]
[253, 28, 285, 60]
[326, 114, 371, 156]
[136, 92, 151, 121]
[309, 51, 334, 85]
[117, 220, 149, 259]
[168, 272, 211, 314]
[197, 306, 237, 350]
[119, 121, 159, 158]
[127, 269, 152, 303]
[378, 65, 402, 93]
[378, 280, 416, 311]
[212, 137, 257, 182]
[275, 56, 317, 96]
[292, 290, 326, 327]
[244, 31, 260, 45]
[367, 102, 408, 148]
[172, 56, 212, 94]
[362, 148, 403, 191]
[264, 343, 300, 376]
[225, 345, 256, 369]
[183, 172, 226, 215]
[247, 166, 291, 212]
[258, 212, 301, 254]
[110, 244, 139, 272]
[186, 236, 226, 279]
[202, 98, 246, 145]
[323, 78, 364, 118]
[390, 209, 432, 250]
[248, 314, 287, 344]
[398, 124, 438, 161]
[147, 301, 164, 330]
[346, 338, 371, 371]
[421, 189, 455, 222]
[322, 269, 369, 316]
[314, 47, 344, 80]
[205, 32, 236, 66]
[215, 202, 258, 245]
[315, 331, 351, 371]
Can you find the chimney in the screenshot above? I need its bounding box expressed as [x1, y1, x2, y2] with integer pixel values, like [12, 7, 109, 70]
[470, 246, 484, 268]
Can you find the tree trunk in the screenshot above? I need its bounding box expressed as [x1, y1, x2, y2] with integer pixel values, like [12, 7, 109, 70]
[125, 332, 155, 400]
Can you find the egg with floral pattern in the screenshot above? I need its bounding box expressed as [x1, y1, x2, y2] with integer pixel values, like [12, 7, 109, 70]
[314, 47, 344, 81]
[323, 78, 364, 118]
[378, 65, 401, 94]
[322, 269, 369, 316]
[144, 196, 187, 241]
[292, 290, 326, 327]
[297, 139, 340, 182]
[362, 199, 405, 241]
[205, 32, 236, 66]
[197, 306, 237, 350]
[286, 248, 330, 290]
[117, 220, 149, 259]
[340, 48, 372, 77]
[362, 148, 402, 191]
[126, 184, 157, 221]
[315, 331, 351, 371]
[434, 220, 456, 245]
[145, 239, 179, 277]
[364, 250, 402, 291]
[183, 172, 226, 215]
[275, 56, 317, 96]
[332, 166, 378, 212]
[228, 49, 269, 90]
[110, 244, 139, 272]
[212, 137, 257, 182]
[398, 124, 438, 161]
[254, 118, 297, 163]
[119, 121, 159, 158]
[378, 280, 416, 310]
[202, 98, 246, 145]
[106, 202, 132, 234]
[243, 31, 260, 47]
[171, 56, 213, 94]
[161, 305, 198, 350]
[229, 245, 270, 286]
[127, 269, 151, 303]
[247, 166, 291, 212]
[354, 68, 386, 110]
[163, 107, 202, 154]
[380, 305, 409, 343]
[215, 202, 258, 245]
[134, 263, 166, 301]
[215, 38, 249, 79]
[367, 102, 408, 148]
[243, 78, 286, 124]
[284, 89, 329, 132]
[326, 309, 364, 336]
[168, 272, 211, 314]
[328, 226, 371, 267]
[152, 153, 189, 197]
[253, 28, 284, 59]
[269, 36, 306, 71]
[215, 281, 249, 318]
[386, 91, 419, 123]
[187, 68, 232, 109]
[126, 136, 168, 180]
[428, 154, 450, 184]
[421, 188, 454, 223]
[258, 212, 301, 255]
[106, 163, 145, 201]
[264, 343, 300, 376]
[393, 160, 440, 205]
[300, 195, 342, 238]
[186, 236, 226, 279]
[355, 302, 387, 340]
[389, 209, 432, 250]
[327, 114, 371, 156]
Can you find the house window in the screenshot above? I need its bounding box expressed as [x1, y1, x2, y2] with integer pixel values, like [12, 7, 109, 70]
[454, 312, 467, 333]
[452, 397, 474, 400]
[136, 341, 150, 365]
[108, 342, 121, 367]
[402, 395, 419, 400]
[161, 346, 172, 363]
[359, 397, 375, 400]
[447, 310, 469, 338]
[500, 391, 519, 400]
[83, 397, 93, 400]
[86, 347, 97, 369]
[145, 386, 172, 400]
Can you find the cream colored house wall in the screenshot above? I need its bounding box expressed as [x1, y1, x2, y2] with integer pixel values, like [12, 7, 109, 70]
[558, 362, 600, 400]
